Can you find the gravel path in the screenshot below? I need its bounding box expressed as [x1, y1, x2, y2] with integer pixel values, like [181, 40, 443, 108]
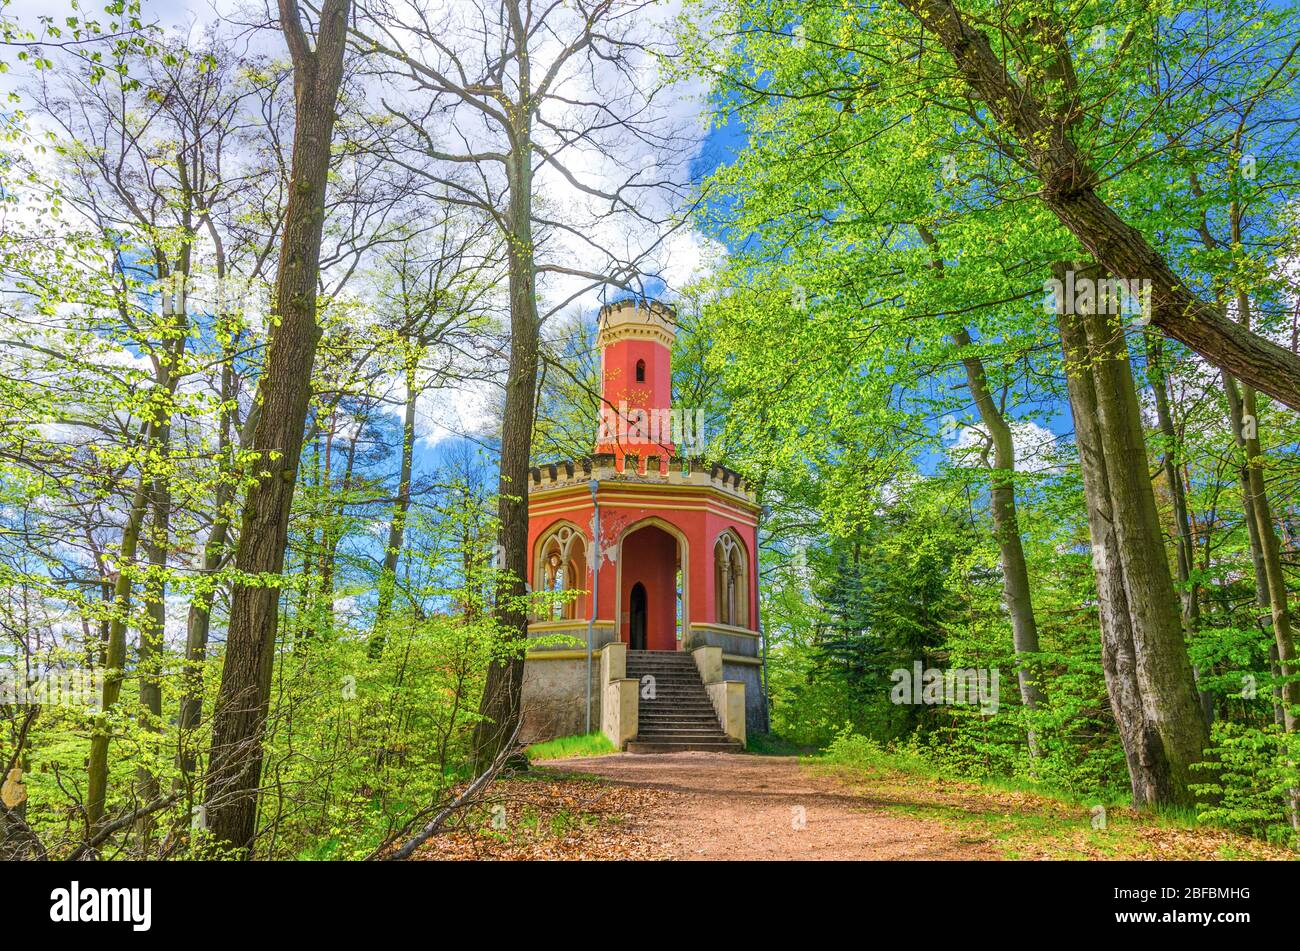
[537, 751, 998, 860]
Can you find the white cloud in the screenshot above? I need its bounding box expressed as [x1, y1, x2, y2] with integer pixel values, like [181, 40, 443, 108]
[947, 419, 1064, 474]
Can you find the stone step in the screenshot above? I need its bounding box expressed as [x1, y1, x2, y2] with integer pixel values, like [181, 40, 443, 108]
[626, 650, 739, 755]
[641, 712, 718, 720]
[640, 700, 712, 707]
[626, 659, 697, 664]
[637, 728, 732, 737]
[625, 739, 744, 754]
[626, 663, 698, 670]
[639, 711, 721, 720]
[637, 714, 725, 723]
[626, 662, 699, 668]
[637, 696, 717, 706]
[639, 726, 725, 733]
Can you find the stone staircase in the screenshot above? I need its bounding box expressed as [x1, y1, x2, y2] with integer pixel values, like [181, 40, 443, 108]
[624, 650, 743, 754]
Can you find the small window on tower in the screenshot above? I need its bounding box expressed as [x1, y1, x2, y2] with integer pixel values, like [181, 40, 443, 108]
[635, 359, 646, 382]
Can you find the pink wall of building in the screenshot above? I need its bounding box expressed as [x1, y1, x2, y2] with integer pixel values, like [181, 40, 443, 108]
[528, 493, 759, 648]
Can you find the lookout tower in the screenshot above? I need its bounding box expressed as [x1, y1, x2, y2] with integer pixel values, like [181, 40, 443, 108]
[519, 298, 764, 752]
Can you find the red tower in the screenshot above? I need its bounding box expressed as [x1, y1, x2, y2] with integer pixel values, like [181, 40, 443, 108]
[520, 298, 764, 748]
[593, 299, 675, 472]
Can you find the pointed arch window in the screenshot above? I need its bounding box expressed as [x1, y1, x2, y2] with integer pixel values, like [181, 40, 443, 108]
[535, 524, 588, 620]
[713, 530, 749, 628]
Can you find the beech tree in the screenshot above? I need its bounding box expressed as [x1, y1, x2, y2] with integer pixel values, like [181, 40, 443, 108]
[896, 0, 1300, 410]
[203, 0, 353, 855]
[369, 214, 501, 650]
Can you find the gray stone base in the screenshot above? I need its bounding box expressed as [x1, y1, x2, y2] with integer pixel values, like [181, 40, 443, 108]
[521, 647, 768, 744]
[723, 660, 767, 737]
[520, 654, 602, 743]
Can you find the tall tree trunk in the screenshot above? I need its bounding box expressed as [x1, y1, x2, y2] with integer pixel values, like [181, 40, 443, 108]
[1055, 262, 1208, 807]
[1224, 378, 1289, 738]
[1144, 334, 1211, 726]
[471, 130, 540, 771]
[137, 270, 188, 842]
[87, 267, 182, 830]
[951, 327, 1045, 758]
[86, 476, 149, 830]
[1058, 302, 1151, 805]
[203, 0, 350, 856]
[1227, 295, 1299, 829]
[178, 237, 240, 781]
[916, 225, 1045, 749]
[1228, 301, 1298, 734]
[179, 348, 236, 778]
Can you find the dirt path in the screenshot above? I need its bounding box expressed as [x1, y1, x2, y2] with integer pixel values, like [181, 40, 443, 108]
[537, 751, 997, 860]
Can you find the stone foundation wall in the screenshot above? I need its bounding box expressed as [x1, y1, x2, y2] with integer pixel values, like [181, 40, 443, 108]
[723, 660, 767, 737]
[520, 653, 602, 743]
[520, 646, 768, 744]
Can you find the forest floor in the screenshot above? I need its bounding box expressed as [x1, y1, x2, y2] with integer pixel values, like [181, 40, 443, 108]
[411, 751, 1295, 860]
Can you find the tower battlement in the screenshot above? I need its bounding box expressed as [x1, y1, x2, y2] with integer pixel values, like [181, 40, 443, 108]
[527, 453, 756, 503]
[596, 297, 677, 348]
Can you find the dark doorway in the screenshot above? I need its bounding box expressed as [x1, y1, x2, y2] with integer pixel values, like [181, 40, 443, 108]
[629, 582, 647, 650]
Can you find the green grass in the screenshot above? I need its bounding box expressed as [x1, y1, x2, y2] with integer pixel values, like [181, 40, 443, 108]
[811, 734, 1294, 858]
[526, 732, 616, 760]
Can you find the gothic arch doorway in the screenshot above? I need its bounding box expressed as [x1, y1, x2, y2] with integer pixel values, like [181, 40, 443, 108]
[616, 517, 689, 651]
[629, 582, 647, 650]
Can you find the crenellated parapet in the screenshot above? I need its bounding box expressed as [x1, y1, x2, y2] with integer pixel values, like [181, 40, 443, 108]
[527, 452, 757, 506]
[596, 297, 677, 348]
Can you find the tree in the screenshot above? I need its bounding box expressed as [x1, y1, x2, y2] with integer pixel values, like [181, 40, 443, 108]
[676, 0, 1267, 804]
[1054, 263, 1209, 806]
[203, 0, 352, 855]
[895, 0, 1300, 410]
